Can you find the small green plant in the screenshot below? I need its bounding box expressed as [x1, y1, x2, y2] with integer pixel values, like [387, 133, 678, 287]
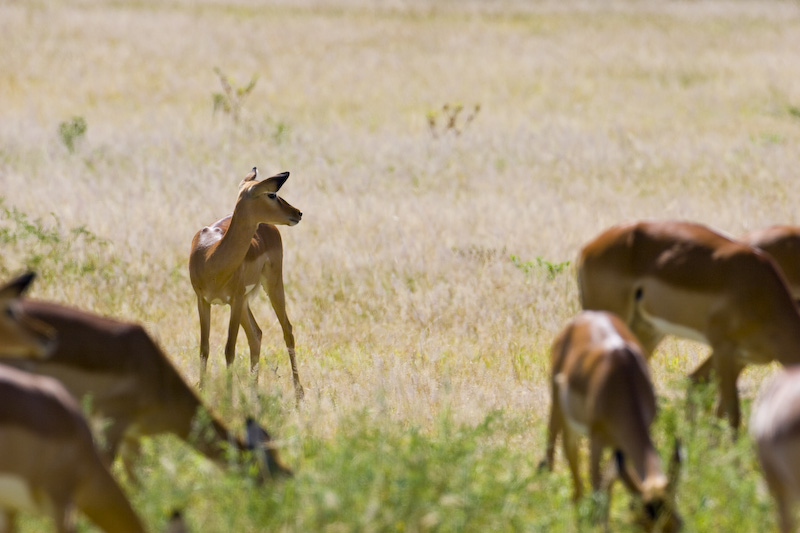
[58, 116, 87, 153]
[0, 198, 111, 280]
[427, 103, 480, 138]
[510, 254, 570, 280]
[212, 67, 259, 123]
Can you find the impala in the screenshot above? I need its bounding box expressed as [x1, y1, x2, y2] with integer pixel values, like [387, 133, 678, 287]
[1, 299, 293, 482]
[189, 167, 304, 400]
[0, 365, 146, 532]
[742, 225, 800, 299]
[578, 219, 800, 429]
[541, 311, 681, 532]
[750, 366, 800, 533]
[0, 274, 144, 532]
[0, 272, 54, 359]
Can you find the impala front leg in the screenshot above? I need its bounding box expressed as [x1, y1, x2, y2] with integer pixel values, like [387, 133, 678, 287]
[240, 303, 263, 377]
[225, 296, 245, 367]
[539, 382, 562, 472]
[712, 347, 744, 432]
[562, 428, 583, 502]
[266, 276, 304, 401]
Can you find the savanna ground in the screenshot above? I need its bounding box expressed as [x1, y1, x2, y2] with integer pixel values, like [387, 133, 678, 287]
[2, 0, 800, 530]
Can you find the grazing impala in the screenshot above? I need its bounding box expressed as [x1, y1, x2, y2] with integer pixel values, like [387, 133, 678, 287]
[1, 299, 293, 483]
[0, 274, 144, 532]
[750, 366, 800, 533]
[0, 366, 146, 532]
[578, 220, 800, 430]
[189, 167, 304, 400]
[742, 225, 800, 299]
[542, 311, 682, 532]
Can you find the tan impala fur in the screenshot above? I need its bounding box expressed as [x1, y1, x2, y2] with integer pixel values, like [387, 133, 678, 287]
[750, 366, 800, 533]
[189, 167, 304, 400]
[742, 225, 800, 299]
[578, 220, 800, 429]
[542, 311, 681, 532]
[1, 299, 292, 483]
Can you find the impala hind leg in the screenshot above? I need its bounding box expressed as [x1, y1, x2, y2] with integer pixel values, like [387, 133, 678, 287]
[197, 297, 211, 383]
[240, 304, 263, 377]
[263, 275, 304, 401]
[225, 297, 245, 367]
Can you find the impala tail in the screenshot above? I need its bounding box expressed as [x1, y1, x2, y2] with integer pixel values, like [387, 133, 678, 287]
[0, 272, 55, 359]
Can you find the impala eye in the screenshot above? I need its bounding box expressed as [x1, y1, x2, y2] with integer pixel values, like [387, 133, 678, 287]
[267, 193, 277, 200]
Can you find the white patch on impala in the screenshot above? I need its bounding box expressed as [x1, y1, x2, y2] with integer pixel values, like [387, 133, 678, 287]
[590, 313, 627, 352]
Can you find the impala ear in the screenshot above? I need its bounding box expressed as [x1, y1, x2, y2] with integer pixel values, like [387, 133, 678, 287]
[0, 272, 36, 300]
[244, 417, 293, 480]
[244, 416, 273, 448]
[251, 171, 290, 196]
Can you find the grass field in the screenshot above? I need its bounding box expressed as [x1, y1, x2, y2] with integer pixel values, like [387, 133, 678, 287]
[2, 0, 800, 530]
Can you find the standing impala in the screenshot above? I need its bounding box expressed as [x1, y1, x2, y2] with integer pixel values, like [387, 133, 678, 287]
[742, 225, 800, 299]
[750, 366, 800, 533]
[189, 167, 304, 400]
[542, 311, 682, 532]
[0, 273, 145, 532]
[578, 219, 800, 430]
[2, 299, 293, 483]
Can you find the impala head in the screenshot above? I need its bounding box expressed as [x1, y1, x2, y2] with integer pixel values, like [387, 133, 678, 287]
[245, 417, 293, 481]
[619, 440, 683, 533]
[0, 272, 56, 359]
[236, 166, 303, 227]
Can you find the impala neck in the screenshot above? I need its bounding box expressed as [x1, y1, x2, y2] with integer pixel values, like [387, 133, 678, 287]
[190, 411, 247, 461]
[205, 206, 259, 283]
[617, 430, 666, 499]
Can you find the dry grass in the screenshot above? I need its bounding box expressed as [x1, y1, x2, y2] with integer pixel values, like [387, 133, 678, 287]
[2, 0, 800, 530]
